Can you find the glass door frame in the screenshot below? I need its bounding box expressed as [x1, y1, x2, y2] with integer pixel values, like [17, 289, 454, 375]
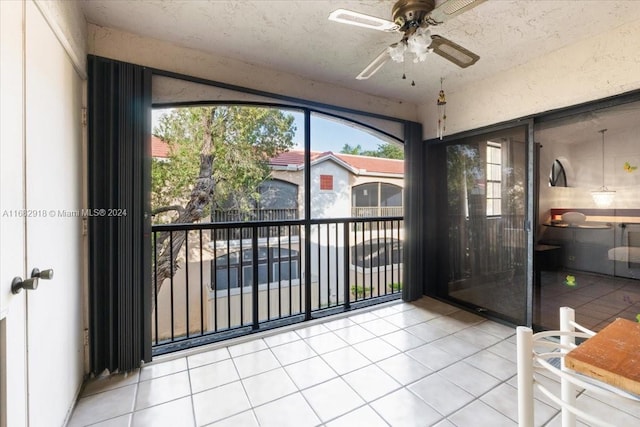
[425, 119, 535, 327]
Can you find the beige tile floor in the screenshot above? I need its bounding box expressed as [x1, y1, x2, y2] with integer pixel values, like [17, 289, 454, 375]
[67, 297, 640, 426]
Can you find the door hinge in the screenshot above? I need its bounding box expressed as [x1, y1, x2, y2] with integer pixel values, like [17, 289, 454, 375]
[81, 107, 87, 127]
[83, 328, 89, 346]
[82, 217, 88, 236]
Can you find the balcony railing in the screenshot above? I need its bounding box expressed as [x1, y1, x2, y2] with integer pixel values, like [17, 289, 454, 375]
[211, 208, 298, 222]
[151, 216, 403, 355]
[448, 215, 526, 283]
[352, 206, 403, 218]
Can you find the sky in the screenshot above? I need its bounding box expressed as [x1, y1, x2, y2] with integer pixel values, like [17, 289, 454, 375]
[152, 108, 394, 154]
[290, 110, 394, 153]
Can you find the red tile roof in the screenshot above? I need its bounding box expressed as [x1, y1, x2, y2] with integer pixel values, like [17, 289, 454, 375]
[334, 152, 404, 175]
[151, 140, 404, 175]
[151, 135, 170, 158]
[270, 149, 404, 175]
[268, 150, 328, 167]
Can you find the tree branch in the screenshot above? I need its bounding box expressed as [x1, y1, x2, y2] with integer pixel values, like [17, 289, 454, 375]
[152, 205, 185, 216]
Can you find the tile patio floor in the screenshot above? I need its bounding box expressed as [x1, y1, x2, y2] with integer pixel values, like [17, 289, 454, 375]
[67, 297, 640, 426]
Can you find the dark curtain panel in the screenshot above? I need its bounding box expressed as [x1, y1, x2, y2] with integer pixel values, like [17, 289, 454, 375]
[88, 55, 152, 373]
[403, 121, 425, 301]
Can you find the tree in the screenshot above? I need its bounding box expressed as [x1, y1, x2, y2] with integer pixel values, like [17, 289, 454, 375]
[340, 143, 363, 155]
[340, 142, 404, 160]
[152, 106, 296, 304]
[372, 143, 404, 160]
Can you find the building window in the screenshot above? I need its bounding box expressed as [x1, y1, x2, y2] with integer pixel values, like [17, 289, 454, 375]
[212, 179, 298, 222]
[352, 182, 403, 217]
[213, 247, 300, 290]
[486, 141, 502, 216]
[257, 179, 298, 209]
[320, 174, 333, 191]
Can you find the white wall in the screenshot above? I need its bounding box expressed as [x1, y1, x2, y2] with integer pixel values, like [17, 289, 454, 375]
[418, 19, 640, 139]
[310, 161, 351, 219]
[88, 25, 418, 122]
[0, 1, 86, 426]
[33, 0, 87, 77]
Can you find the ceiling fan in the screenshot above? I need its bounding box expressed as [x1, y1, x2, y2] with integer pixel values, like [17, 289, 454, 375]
[329, 0, 486, 79]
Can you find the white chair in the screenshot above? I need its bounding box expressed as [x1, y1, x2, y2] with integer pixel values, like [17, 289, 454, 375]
[516, 307, 640, 427]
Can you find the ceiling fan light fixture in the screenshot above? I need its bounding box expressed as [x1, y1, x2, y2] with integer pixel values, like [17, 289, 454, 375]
[328, 9, 399, 32]
[388, 43, 407, 62]
[407, 27, 432, 62]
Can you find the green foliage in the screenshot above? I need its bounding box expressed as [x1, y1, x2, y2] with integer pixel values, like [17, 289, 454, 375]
[350, 285, 372, 298]
[373, 143, 404, 160]
[340, 144, 363, 155]
[340, 143, 404, 160]
[389, 282, 403, 292]
[152, 106, 296, 220]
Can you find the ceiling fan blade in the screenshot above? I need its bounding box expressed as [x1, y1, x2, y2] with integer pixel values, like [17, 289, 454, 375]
[429, 35, 479, 68]
[428, 0, 486, 23]
[328, 9, 399, 32]
[356, 48, 392, 80]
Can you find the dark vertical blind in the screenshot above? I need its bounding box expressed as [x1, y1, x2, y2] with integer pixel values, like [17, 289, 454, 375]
[88, 56, 151, 373]
[403, 121, 425, 301]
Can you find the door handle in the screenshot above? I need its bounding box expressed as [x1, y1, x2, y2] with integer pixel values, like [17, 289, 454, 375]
[31, 268, 54, 280]
[11, 268, 54, 294]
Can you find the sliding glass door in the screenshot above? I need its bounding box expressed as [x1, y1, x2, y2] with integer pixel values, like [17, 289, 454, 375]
[441, 125, 530, 324]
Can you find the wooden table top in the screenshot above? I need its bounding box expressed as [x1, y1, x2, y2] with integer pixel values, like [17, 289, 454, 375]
[565, 318, 640, 395]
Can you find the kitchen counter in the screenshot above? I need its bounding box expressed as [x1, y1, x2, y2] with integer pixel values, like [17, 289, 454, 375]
[543, 222, 612, 229]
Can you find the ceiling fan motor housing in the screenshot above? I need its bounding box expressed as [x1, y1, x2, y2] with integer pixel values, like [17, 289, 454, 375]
[392, 0, 436, 29]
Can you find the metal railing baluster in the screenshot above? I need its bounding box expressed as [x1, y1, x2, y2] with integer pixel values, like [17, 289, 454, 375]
[252, 227, 259, 329]
[153, 231, 158, 345]
[169, 231, 174, 342]
[184, 231, 189, 338]
[288, 225, 292, 316]
[226, 228, 231, 329]
[199, 230, 204, 335]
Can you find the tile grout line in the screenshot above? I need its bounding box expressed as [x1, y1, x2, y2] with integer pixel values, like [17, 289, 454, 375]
[71, 300, 531, 427]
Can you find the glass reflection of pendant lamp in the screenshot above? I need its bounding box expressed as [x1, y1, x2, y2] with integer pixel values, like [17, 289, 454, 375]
[591, 129, 615, 207]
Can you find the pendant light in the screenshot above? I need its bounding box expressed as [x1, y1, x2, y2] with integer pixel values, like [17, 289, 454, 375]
[591, 129, 615, 207]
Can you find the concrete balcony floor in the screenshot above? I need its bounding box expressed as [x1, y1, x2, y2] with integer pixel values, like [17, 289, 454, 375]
[68, 297, 640, 426]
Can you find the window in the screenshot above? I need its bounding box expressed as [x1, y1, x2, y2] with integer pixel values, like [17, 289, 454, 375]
[380, 183, 403, 206]
[352, 182, 403, 217]
[212, 247, 300, 290]
[486, 141, 502, 216]
[320, 174, 333, 191]
[257, 179, 298, 209]
[549, 158, 568, 187]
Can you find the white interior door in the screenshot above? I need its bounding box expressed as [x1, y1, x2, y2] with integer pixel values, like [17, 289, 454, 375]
[1, 2, 85, 425]
[23, 2, 84, 426]
[0, 1, 27, 426]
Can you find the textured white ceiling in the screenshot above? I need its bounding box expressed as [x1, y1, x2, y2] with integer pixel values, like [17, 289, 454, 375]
[81, 0, 640, 105]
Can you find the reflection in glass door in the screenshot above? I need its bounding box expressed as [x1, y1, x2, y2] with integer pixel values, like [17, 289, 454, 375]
[444, 126, 528, 324]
